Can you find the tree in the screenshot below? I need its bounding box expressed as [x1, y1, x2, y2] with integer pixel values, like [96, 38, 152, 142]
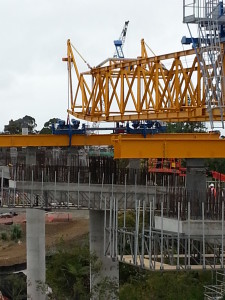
[46, 241, 91, 299]
[119, 267, 212, 300]
[166, 122, 207, 133]
[39, 118, 59, 134]
[46, 239, 119, 299]
[4, 115, 37, 134]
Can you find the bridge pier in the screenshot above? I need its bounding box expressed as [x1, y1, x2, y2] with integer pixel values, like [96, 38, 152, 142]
[26, 209, 46, 300]
[25, 148, 36, 166]
[186, 158, 206, 216]
[89, 210, 119, 299]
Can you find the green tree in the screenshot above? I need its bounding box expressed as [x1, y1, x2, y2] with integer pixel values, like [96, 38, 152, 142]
[166, 122, 207, 133]
[39, 118, 59, 134]
[4, 115, 37, 134]
[119, 267, 212, 300]
[46, 242, 91, 299]
[46, 240, 119, 299]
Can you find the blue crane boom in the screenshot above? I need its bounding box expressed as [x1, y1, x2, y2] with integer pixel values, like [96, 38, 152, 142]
[113, 21, 129, 58]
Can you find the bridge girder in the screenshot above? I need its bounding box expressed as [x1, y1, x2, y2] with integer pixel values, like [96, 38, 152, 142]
[0, 132, 225, 159]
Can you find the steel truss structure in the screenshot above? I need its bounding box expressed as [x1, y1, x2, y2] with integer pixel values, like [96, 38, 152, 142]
[65, 39, 225, 123]
[183, 0, 225, 128]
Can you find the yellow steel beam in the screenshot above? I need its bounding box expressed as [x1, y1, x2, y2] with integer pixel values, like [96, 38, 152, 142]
[113, 134, 225, 159]
[0, 133, 224, 159]
[0, 134, 114, 147]
[67, 108, 224, 123]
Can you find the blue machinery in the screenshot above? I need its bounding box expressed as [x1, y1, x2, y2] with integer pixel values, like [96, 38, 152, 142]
[52, 119, 166, 145]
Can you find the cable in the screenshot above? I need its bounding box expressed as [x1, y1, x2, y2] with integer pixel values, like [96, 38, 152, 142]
[71, 43, 92, 69]
[144, 41, 157, 56]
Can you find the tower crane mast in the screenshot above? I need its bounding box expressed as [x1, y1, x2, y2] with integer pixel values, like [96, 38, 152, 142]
[113, 21, 129, 58]
[182, 0, 225, 129]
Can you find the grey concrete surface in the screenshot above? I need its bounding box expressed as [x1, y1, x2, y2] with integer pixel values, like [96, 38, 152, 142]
[186, 158, 206, 207]
[89, 210, 119, 300]
[26, 209, 46, 300]
[155, 216, 225, 236]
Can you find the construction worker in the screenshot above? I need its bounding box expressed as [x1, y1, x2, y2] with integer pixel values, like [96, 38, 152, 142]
[208, 183, 216, 215]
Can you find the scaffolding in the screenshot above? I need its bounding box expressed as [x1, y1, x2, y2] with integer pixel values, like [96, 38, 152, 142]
[183, 0, 225, 129]
[104, 191, 225, 271]
[204, 271, 225, 299]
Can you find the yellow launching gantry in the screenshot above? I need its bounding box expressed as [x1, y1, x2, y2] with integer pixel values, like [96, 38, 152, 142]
[64, 39, 225, 124]
[1, 21, 225, 159]
[46, 36, 225, 159]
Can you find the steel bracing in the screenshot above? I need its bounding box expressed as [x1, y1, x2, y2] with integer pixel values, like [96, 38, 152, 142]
[64, 38, 225, 123]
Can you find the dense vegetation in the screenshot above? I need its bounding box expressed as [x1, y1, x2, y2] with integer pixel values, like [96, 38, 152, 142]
[120, 264, 214, 300]
[46, 241, 91, 299]
[0, 273, 26, 299]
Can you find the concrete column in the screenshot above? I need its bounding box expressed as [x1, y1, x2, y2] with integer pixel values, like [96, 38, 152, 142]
[89, 210, 119, 300]
[26, 148, 36, 166]
[186, 159, 206, 217]
[26, 209, 46, 300]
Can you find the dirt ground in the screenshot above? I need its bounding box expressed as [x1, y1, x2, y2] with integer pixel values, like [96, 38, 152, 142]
[0, 213, 89, 266]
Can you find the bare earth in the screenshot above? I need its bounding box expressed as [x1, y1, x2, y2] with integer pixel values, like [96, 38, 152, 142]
[0, 213, 89, 266]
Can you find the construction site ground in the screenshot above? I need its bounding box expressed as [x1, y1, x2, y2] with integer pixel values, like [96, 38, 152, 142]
[0, 211, 89, 267]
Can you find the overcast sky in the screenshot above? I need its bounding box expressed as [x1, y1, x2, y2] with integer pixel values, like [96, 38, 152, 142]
[0, 0, 190, 131]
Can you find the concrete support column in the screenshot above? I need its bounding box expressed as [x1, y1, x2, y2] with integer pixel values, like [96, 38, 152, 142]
[89, 210, 119, 300]
[26, 209, 46, 300]
[26, 148, 36, 166]
[186, 159, 206, 217]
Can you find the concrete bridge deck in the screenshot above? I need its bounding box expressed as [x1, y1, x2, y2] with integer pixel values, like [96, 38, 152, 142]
[2, 181, 166, 210]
